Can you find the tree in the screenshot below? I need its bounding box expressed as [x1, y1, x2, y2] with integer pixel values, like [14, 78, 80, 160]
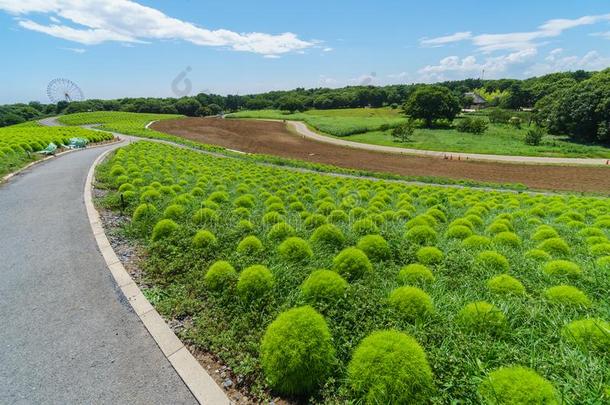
[174, 97, 202, 116]
[524, 126, 545, 146]
[402, 86, 460, 127]
[391, 118, 416, 143]
[277, 96, 305, 113]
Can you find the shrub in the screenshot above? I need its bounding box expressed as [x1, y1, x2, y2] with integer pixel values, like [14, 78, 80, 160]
[262, 211, 283, 225]
[532, 226, 559, 241]
[278, 237, 313, 261]
[260, 306, 335, 395]
[192, 207, 218, 224]
[303, 213, 327, 229]
[591, 243, 610, 257]
[310, 224, 345, 248]
[544, 285, 591, 307]
[543, 260, 582, 277]
[389, 286, 434, 321]
[597, 256, 610, 271]
[524, 126, 545, 146]
[416, 246, 443, 265]
[446, 225, 473, 239]
[352, 218, 380, 236]
[456, 116, 488, 134]
[163, 204, 185, 220]
[236, 219, 254, 234]
[301, 269, 348, 303]
[486, 222, 510, 235]
[192, 229, 217, 249]
[347, 330, 433, 404]
[476, 251, 510, 272]
[204, 260, 236, 291]
[398, 264, 435, 284]
[237, 265, 274, 301]
[140, 189, 161, 203]
[462, 235, 492, 249]
[356, 235, 390, 261]
[151, 219, 179, 241]
[479, 366, 557, 404]
[405, 225, 437, 245]
[525, 249, 551, 261]
[267, 222, 295, 241]
[493, 231, 521, 248]
[328, 209, 348, 223]
[132, 203, 157, 222]
[537, 237, 570, 256]
[563, 318, 610, 352]
[332, 247, 373, 280]
[487, 274, 525, 296]
[457, 301, 506, 333]
[236, 235, 264, 256]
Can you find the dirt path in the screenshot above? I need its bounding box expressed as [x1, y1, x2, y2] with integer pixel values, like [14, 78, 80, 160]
[285, 121, 609, 166]
[151, 117, 610, 194]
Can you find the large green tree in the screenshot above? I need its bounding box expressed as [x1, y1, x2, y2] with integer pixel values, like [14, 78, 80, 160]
[401, 86, 460, 127]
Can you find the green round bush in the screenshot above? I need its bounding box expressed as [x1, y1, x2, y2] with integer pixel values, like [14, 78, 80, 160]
[163, 204, 185, 220]
[356, 235, 390, 261]
[192, 207, 218, 224]
[140, 189, 161, 203]
[525, 249, 551, 261]
[236, 235, 264, 255]
[416, 246, 443, 265]
[563, 318, 610, 352]
[543, 260, 581, 277]
[352, 218, 380, 236]
[236, 219, 254, 234]
[236, 265, 274, 301]
[544, 285, 591, 307]
[132, 203, 157, 222]
[479, 366, 558, 405]
[388, 286, 434, 321]
[537, 237, 570, 256]
[260, 306, 335, 395]
[458, 301, 506, 333]
[262, 211, 283, 225]
[486, 222, 510, 235]
[398, 264, 435, 284]
[462, 235, 492, 249]
[204, 260, 236, 291]
[151, 219, 179, 242]
[328, 209, 348, 223]
[347, 330, 433, 404]
[591, 243, 610, 257]
[267, 222, 295, 241]
[487, 274, 525, 296]
[446, 225, 473, 239]
[192, 229, 217, 249]
[405, 225, 437, 245]
[303, 213, 327, 229]
[310, 224, 345, 248]
[493, 231, 521, 248]
[332, 247, 373, 280]
[278, 237, 313, 261]
[597, 256, 610, 271]
[301, 269, 348, 303]
[476, 251, 510, 272]
[532, 227, 559, 241]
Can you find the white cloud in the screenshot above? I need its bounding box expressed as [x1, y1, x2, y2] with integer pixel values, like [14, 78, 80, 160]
[420, 31, 471, 47]
[591, 31, 610, 40]
[418, 48, 538, 81]
[322, 47, 333, 52]
[0, 0, 314, 56]
[422, 13, 610, 52]
[60, 46, 86, 53]
[526, 49, 610, 76]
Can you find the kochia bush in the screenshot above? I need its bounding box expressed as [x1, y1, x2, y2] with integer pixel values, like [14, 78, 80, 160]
[278, 237, 313, 261]
[332, 247, 373, 280]
[310, 224, 345, 248]
[544, 285, 591, 307]
[192, 229, 217, 249]
[204, 260, 236, 291]
[151, 219, 179, 242]
[236, 235, 264, 256]
[543, 260, 582, 277]
[260, 306, 335, 395]
[356, 235, 390, 261]
[416, 246, 443, 265]
[458, 301, 506, 333]
[347, 330, 433, 404]
[479, 366, 558, 405]
[388, 286, 434, 321]
[487, 274, 525, 296]
[405, 225, 437, 245]
[563, 318, 610, 352]
[398, 264, 435, 285]
[236, 265, 274, 301]
[301, 269, 348, 304]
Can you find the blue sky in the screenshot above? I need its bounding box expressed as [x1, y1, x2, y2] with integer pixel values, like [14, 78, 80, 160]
[0, 0, 609, 103]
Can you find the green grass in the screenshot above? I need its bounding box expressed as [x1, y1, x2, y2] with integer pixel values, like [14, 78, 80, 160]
[228, 108, 610, 158]
[0, 125, 113, 177]
[96, 141, 610, 403]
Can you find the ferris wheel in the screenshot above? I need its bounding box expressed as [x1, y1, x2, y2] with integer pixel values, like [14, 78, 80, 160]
[47, 78, 84, 103]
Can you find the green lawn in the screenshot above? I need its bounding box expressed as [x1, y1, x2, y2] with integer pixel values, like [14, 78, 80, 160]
[228, 108, 610, 159]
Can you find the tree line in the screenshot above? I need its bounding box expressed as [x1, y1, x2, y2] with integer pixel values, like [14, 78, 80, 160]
[1, 69, 608, 143]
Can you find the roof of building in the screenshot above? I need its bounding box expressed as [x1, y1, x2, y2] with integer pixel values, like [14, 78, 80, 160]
[464, 92, 487, 104]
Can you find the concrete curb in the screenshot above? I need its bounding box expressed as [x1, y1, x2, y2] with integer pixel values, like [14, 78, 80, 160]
[84, 148, 230, 405]
[1, 139, 122, 184]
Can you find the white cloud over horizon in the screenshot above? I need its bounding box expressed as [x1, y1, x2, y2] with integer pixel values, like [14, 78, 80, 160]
[0, 0, 314, 57]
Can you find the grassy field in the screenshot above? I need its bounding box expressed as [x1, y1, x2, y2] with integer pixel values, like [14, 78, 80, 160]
[228, 108, 610, 158]
[96, 140, 609, 403]
[0, 125, 113, 178]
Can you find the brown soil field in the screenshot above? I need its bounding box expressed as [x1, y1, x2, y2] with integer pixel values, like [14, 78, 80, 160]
[151, 118, 610, 194]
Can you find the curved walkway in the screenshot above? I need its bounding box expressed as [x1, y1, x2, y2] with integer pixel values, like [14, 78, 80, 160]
[0, 144, 196, 404]
[286, 120, 609, 166]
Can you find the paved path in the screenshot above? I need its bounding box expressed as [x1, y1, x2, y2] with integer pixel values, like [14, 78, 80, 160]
[286, 120, 609, 166]
[0, 145, 196, 404]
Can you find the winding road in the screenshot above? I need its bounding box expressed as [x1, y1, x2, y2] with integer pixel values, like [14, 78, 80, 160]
[0, 142, 196, 403]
